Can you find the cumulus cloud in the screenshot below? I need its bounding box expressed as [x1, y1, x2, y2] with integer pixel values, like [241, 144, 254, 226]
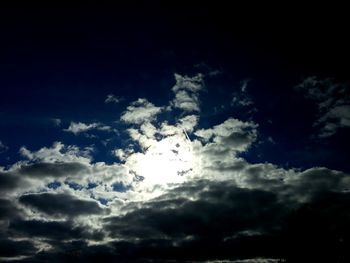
[178, 114, 199, 133]
[19, 141, 92, 163]
[295, 76, 350, 137]
[170, 73, 204, 112]
[195, 117, 258, 152]
[120, 98, 162, 124]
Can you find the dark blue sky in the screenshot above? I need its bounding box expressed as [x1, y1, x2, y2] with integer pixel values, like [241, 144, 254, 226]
[1, 3, 350, 262]
[1, 2, 349, 171]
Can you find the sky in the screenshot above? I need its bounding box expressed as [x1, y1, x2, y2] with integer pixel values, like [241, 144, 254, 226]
[1, 2, 350, 262]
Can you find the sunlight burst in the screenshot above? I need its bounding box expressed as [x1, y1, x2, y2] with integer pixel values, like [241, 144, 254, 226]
[130, 131, 195, 187]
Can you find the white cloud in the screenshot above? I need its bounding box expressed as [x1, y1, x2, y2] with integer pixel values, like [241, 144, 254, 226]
[140, 122, 157, 139]
[105, 94, 123, 104]
[178, 115, 199, 133]
[172, 73, 204, 93]
[19, 141, 92, 164]
[120, 98, 162, 124]
[170, 73, 204, 112]
[64, 121, 112, 135]
[172, 90, 200, 112]
[195, 117, 258, 152]
[64, 122, 98, 134]
[4, 142, 135, 202]
[126, 127, 156, 149]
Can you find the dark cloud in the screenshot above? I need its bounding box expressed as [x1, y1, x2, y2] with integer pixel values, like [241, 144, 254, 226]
[17, 162, 88, 178]
[0, 198, 20, 220]
[2, 172, 350, 261]
[19, 193, 105, 217]
[0, 238, 36, 258]
[291, 167, 350, 199]
[283, 192, 350, 262]
[219, 130, 256, 148]
[9, 219, 103, 241]
[0, 172, 24, 194]
[295, 77, 350, 137]
[24, 241, 118, 263]
[104, 181, 287, 244]
[99, 177, 350, 261]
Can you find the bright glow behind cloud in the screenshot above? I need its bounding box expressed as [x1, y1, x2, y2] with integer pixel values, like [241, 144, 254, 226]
[126, 131, 196, 187]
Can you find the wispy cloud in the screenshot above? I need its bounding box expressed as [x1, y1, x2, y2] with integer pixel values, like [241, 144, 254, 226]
[0, 140, 9, 153]
[231, 79, 254, 107]
[105, 94, 123, 104]
[296, 76, 350, 138]
[64, 121, 112, 135]
[51, 118, 61, 126]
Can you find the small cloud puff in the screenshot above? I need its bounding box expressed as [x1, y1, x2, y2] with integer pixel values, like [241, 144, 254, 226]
[120, 98, 162, 124]
[105, 94, 123, 104]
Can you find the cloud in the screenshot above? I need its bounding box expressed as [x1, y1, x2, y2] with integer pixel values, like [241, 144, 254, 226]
[51, 118, 62, 126]
[64, 121, 112, 135]
[104, 181, 285, 240]
[286, 167, 350, 201]
[17, 162, 89, 178]
[105, 94, 123, 104]
[178, 114, 199, 133]
[295, 76, 350, 137]
[9, 219, 103, 241]
[0, 198, 20, 220]
[170, 73, 204, 112]
[0, 140, 8, 153]
[120, 98, 162, 124]
[0, 172, 24, 194]
[0, 238, 36, 259]
[231, 79, 254, 107]
[19, 192, 105, 217]
[0, 142, 133, 201]
[2, 71, 350, 262]
[140, 122, 157, 139]
[19, 141, 92, 164]
[2, 137, 350, 261]
[195, 117, 258, 152]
